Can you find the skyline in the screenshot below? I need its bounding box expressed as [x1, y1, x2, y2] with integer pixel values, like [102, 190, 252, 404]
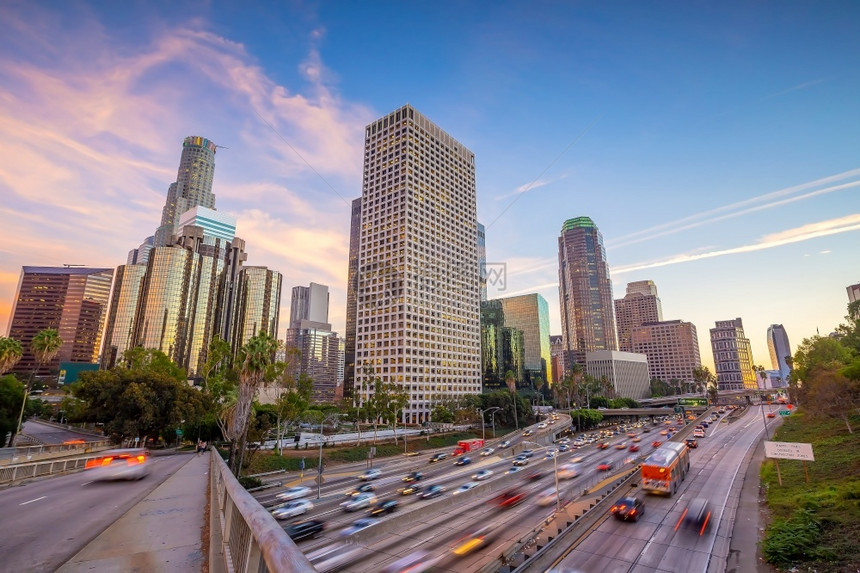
[2, 2, 859, 374]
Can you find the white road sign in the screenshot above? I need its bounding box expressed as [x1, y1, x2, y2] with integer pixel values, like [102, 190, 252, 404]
[764, 441, 815, 461]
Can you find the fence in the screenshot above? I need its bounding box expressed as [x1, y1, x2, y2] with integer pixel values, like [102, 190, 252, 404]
[0, 447, 114, 485]
[209, 449, 315, 573]
[0, 440, 112, 466]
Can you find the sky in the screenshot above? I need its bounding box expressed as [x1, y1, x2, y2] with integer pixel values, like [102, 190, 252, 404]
[1, 1, 858, 372]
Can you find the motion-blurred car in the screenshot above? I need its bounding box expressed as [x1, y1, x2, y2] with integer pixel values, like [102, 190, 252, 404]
[631, 436, 642, 442]
[451, 526, 494, 557]
[521, 450, 535, 458]
[611, 496, 644, 522]
[369, 500, 399, 517]
[340, 517, 378, 537]
[767, 412, 776, 418]
[454, 456, 472, 466]
[345, 483, 376, 497]
[512, 456, 529, 466]
[286, 520, 325, 541]
[84, 448, 150, 481]
[596, 442, 609, 450]
[493, 488, 527, 508]
[506, 466, 525, 475]
[307, 543, 365, 572]
[675, 497, 712, 535]
[272, 499, 314, 520]
[480, 447, 495, 456]
[420, 485, 446, 499]
[596, 460, 613, 471]
[499, 440, 512, 448]
[545, 449, 558, 458]
[524, 471, 545, 481]
[652, 440, 663, 448]
[536, 487, 559, 507]
[429, 453, 449, 463]
[341, 493, 377, 512]
[537, 422, 548, 429]
[629, 444, 640, 452]
[558, 463, 582, 479]
[615, 442, 627, 450]
[358, 468, 382, 481]
[522, 429, 534, 437]
[685, 438, 698, 448]
[570, 455, 585, 463]
[276, 486, 311, 501]
[399, 483, 423, 496]
[382, 550, 439, 573]
[473, 469, 494, 481]
[693, 428, 706, 438]
[402, 471, 423, 482]
[453, 482, 480, 495]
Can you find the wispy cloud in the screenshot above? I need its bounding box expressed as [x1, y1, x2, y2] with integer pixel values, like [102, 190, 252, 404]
[613, 214, 860, 275]
[608, 169, 860, 249]
[495, 175, 566, 200]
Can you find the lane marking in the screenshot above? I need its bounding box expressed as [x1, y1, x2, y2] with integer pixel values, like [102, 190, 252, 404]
[20, 496, 46, 506]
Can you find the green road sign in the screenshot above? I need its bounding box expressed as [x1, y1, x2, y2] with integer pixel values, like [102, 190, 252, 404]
[175, 428, 183, 436]
[779, 410, 791, 416]
[677, 398, 708, 406]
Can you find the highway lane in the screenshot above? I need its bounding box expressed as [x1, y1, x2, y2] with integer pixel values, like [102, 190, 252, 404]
[0, 453, 192, 572]
[20, 419, 105, 444]
[551, 406, 775, 573]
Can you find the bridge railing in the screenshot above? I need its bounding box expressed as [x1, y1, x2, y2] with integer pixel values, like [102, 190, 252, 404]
[0, 440, 113, 466]
[209, 448, 315, 573]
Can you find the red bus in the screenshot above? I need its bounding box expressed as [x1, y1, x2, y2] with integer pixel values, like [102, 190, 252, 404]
[641, 442, 690, 495]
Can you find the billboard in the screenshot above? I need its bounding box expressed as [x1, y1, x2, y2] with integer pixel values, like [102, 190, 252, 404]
[764, 441, 814, 461]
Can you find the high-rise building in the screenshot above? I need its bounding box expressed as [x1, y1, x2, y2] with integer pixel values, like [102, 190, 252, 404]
[495, 294, 552, 385]
[710, 318, 757, 391]
[585, 350, 650, 400]
[102, 264, 147, 368]
[630, 320, 701, 385]
[558, 217, 618, 368]
[343, 198, 362, 402]
[766, 324, 792, 387]
[614, 281, 663, 352]
[232, 266, 282, 350]
[478, 222, 487, 302]
[550, 335, 564, 384]
[7, 266, 114, 377]
[479, 300, 526, 391]
[290, 283, 330, 328]
[353, 105, 481, 424]
[848, 283, 860, 304]
[154, 136, 218, 247]
[127, 236, 154, 266]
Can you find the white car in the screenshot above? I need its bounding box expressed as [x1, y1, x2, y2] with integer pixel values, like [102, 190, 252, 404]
[536, 487, 558, 507]
[499, 440, 512, 448]
[339, 517, 378, 537]
[453, 481, 481, 495]
[472, 469, 494, 481]
[693, 428, 706, 438]
[480, 448, 495, 457]
[272, 499, 313, 520]
[538, 422, 548, 429]
[341, 493, 378, 512]
[558, 463, 582, 479]
[358, 468, 382, 481]
[275, 486, 312, 501]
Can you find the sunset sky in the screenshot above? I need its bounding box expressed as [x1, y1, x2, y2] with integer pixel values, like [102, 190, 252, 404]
[1, 1, 858, 371]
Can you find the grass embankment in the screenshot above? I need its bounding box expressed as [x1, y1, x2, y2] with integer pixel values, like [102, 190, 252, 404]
[243, 429, 515, 475]
[760, 410, 860, 572]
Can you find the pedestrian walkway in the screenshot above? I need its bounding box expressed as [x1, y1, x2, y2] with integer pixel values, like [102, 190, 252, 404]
[57, 452, 209, 573]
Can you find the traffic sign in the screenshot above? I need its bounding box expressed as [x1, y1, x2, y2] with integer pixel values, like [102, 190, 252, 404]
[175, 428, 183, 436]
[677, 398, 708, 406]
[779, 410, 791, 416]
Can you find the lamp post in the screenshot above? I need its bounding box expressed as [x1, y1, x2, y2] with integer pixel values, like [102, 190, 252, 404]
[523, 440, 561, 513]
[478, 407, 501, 442]
[487, 407, 501, 439]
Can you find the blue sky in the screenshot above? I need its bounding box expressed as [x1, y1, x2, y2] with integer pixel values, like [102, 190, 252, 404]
[1, 1, 858, 371]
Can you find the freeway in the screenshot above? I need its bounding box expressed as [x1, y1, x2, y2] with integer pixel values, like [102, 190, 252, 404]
[0, 452, 192, 572]
[548, 406, 776, 572]
[20, 419, 105, 444]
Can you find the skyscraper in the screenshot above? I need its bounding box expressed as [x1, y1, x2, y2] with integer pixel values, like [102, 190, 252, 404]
[102, 263, 147, 368]
[615, 280, 663, 352]
[7, 266, 114, 376]
[286, 283, 340, 403]
[766, 324, 792, 387]
[154, 136, 218, 247]
[496, 293, 552, 385]
[353, 105, 481, 424]
[343, 198, 361, 402]
[550, 335, 564, 383]
[848, 283, 860, 304]
[710, 318, 757, 391]
[558, 217, 618, 367]
[478, 222, 487, 302]
[630, 320, 701, 386]
[290, 283, 330, 328]
[232, 266, 282, 350]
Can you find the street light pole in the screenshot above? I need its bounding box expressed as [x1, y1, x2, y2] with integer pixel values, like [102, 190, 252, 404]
[486, 407, 501, 440]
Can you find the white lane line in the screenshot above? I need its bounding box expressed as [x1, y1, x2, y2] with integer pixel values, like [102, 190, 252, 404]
[20, 496, 46, 506]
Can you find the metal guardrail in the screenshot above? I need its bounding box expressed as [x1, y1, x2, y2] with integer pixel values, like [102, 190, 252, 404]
[209, 449, 316, 573]
[0, 447, 114, 485]
[0, 440, 113, 466]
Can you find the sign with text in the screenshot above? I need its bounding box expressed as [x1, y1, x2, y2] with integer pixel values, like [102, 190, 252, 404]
[677, 398, 708, 406]
[764, 441, 814, 461]
[779, 410, 792, 416]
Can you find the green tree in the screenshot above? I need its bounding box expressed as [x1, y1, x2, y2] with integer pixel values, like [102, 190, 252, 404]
[649, 377, 672, 397]
[0, 375, 25, 447]
[505, 369, 519, 429]
[13, 329, 62, 445]
[0, 337, 23, 375]
[533, 376, 545, 406]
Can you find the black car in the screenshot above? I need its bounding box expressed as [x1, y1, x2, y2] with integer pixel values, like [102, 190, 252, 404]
[369, 500, 398, 517]
[285, 519, 325, 541]
[402, 471, 423, 482]
[429, 453, 448, 463]
[345, 483, 376, 496]
[676, 498, 711, 534]
[685, 438, 698, 448]
[611, 497, 644, 522]
[521, 450, 535, 458]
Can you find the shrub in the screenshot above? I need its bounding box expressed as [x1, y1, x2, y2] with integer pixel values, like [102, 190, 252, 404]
[762, 508, 822, 568]
[238, 476, 262, 490]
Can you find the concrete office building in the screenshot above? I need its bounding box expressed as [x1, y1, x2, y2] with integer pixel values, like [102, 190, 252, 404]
[615, 281, 663, 352]
[286, 283, 340, 402]
[585, 350, 650, 400]
[495, 293, 552, 385]
[558, 217, 618, 368]
[630, 320, 701, 385]
[7, 266, 114, 377]
[353, 105, 481, 424]
[290, 283, 330, 328]
[765, 324, 792, 387]
[343, 197, 362, 402]
[848, 283, 860, 304]
[710, 318, 757, 391]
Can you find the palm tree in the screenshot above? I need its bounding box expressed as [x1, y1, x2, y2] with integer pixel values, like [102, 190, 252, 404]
[534, 376, 545, 407]
[229, 331, 279, 475]
[505, 370, 519, 429]
[0, 337, 23, 375]
[13, 329, 63, 445]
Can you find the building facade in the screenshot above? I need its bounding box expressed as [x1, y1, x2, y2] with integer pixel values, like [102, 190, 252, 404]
[585, 350, 650, 400]
[848, 283, 860, 304]
[630, 320, 701, 385]
[558, 217, 618, 368]
[710, 318, 757, 391]
[154, 136, 218, 247]
[495, 293, 552, 385]
[614, 281, 663, 352]
[232, 266, 282, 350]
[765, 324, 792, 387]
[102, 264, 147, 367]
[7, 266, 114, 377]
[478, 222, 487, 301]
[343, 197, 362, 402]
[286, 283, 340, 402]
[353, 105, 481, 424]
[290, 283, 330, 328]
[550, 334, 564, 384]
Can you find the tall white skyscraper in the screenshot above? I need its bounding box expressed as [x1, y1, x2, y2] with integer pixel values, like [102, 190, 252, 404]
[290, 282, 330, 328]
[766, 324, 792, 386]
[354, 104, 481, 424]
